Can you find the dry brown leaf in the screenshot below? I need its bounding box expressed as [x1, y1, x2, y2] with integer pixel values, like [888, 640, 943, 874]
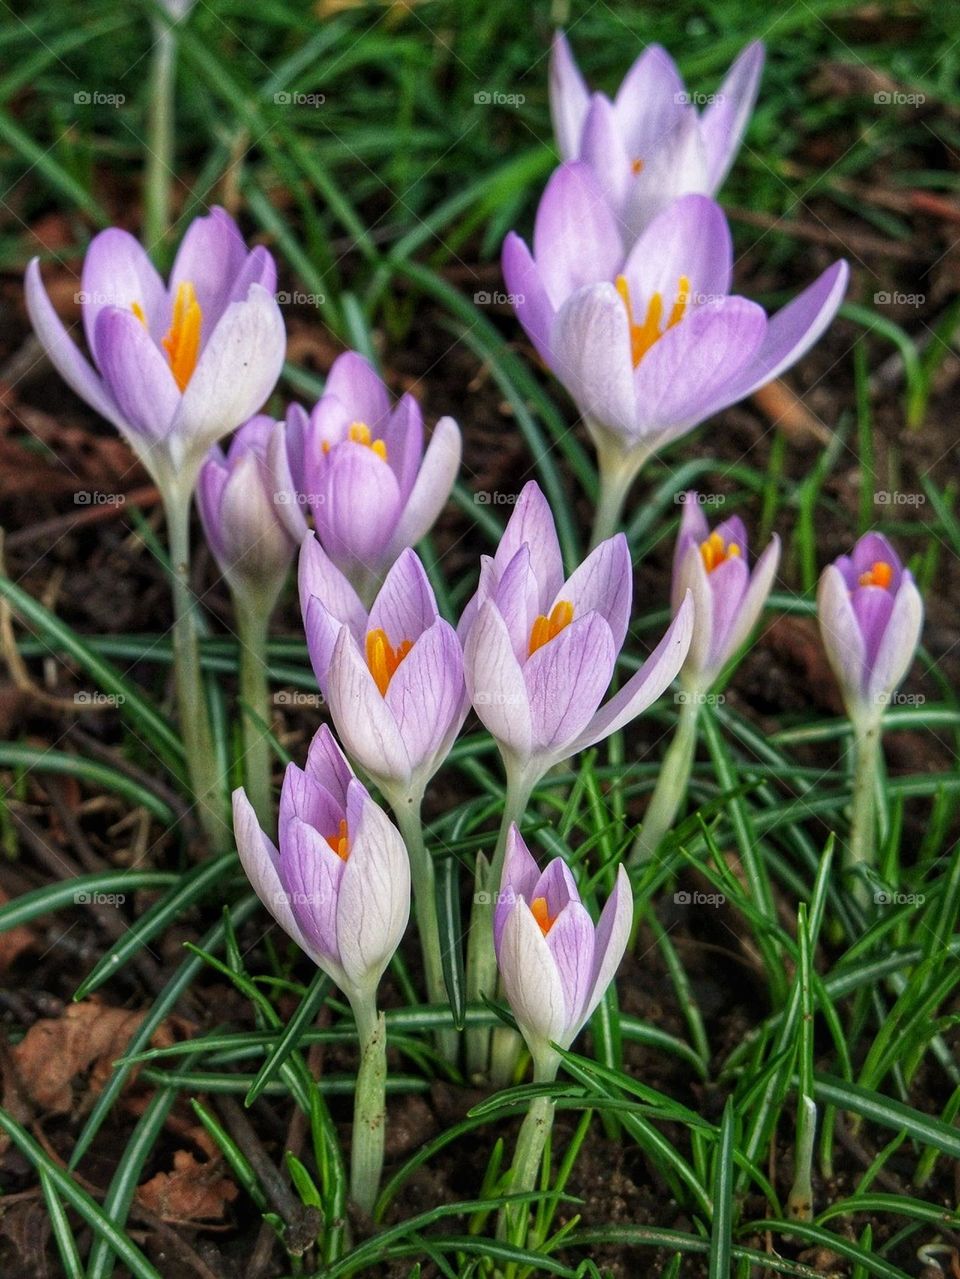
[751, 379, 831, 446]
[0, 888, 34, 972]
[137, 1150, 238, 1223]
[11, 999, 177, 1114]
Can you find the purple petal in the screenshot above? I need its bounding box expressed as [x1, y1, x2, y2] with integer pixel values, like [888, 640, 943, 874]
[168, 207, 248, 332]
[852, 585, 895, 677]
[551, 283, 636, 435]
[304, 725, 354, 805]
[464, 601, 533, 760]
[494, 481, 565, 611]
[622, 113, 710, 238]
[495, 825, 541, 954]
[311, 443, 401, 578]
[383, 618, 466, 777]
[531, 856, 581, 920]
[380, 393, 424, 504]
[715, 534, 780, 672]
[385, 415, 461, 561]
[571, 593, 694, 753]
[549, 30, 590, 160]
[849, 532, 903, 589]
[577, 865, 633, 1032]
[524, 612, 618, 751]
[491, 545, 540, 661]
[279, 815, 346, 967]
[336, 781, 410, 990]
[817, 564, 866, 709]
[621, 193, 732, 309]
[533, 163, 624, 307]
[633, 296, 767, 441]
[558, 533, 632, 652]
[326, 626, 412, 786]
[715, 261, 850, 405]
[94, 307, 180, 440]
[279, 760, 344, 837]
[170, 283, 286, 461]
[81, 228, 166, 359]
[612, 44, 686, 156]
[498, 898, 570, 1050]
[671, 545, 715, 677]
[196, 453, 230, 563]
[701, 41, 765, 190]
[233, 787, 310, 956]
[545, 899, 595, 1031]
[24, 259, 122, 432]
[368, 547, 439, 643]
[866, 573, 923, 710]
[579, 94, 632, 224]
[503, 233, 555, 365]
[324, 351, 392, 432]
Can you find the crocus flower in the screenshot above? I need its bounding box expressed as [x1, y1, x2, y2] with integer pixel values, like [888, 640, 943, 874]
[503, 169, 848, 491]
[197, 415, 300, 611]
[461, 481, 694, 796]
[300, 352, 461, 602]
[299, 536, 468, 802]
[671, 493, 780, 690]
[551, 33, 764, 243]
[494, 826, 632, 1076]
[817, 532, 923, 726]
[233, 725, 410, 1002]
[25, 207, 286, 496]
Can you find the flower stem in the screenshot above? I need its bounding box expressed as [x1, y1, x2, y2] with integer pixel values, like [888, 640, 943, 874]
[848, 717, 882, 901]
[144, 19, 177, 255]
[349, 993, 386, 1215]
[589, 432, 651, 550]
[629, 691, 701, 865]
[391, 794, 459, 1062]
[165, 487, 228, 851]
[235, 596, 274, 831]
[465, 765, 534, 1079]
[498, 1060, 557, 1245]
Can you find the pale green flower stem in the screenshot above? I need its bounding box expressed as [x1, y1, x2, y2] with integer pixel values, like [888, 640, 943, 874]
[234, 594, 274, 831]
[498, 1055, 558, 1245]
[588, 430, 652, 550]
[390, 792, 459, 1062]
[629, 688, 701, 866]
[848, 716, 882, 900]
[465, 765, 535, 1079]
[145, 18, 177, 254]
[349, 990, 387, 1215]
[165, 485, 229, 852]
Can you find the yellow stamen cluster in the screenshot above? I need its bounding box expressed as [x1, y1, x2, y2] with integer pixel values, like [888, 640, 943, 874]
[631, 157, 644, 175]
[324, 818, 349, 861]
[366, 628, 413, 696]
[858, 560, 893, 589]
[615, 273, 690, 368]
[530, 896, 556, 936]
[700, 531, 741, 574]
[528, 600, 574, 656]
[161, 281, 202, 392]
[322, 421, 388, 461]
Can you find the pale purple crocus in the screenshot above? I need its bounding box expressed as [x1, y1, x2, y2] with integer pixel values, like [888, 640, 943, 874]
[551, 33, 765, 244]
[817, 532, 923, 727]
[233, 725, 410, 1003]
[25, 207, 286, 498]
[494, 825, 632, 1078]
[197, 415, 300, 612]
[461, 481, 694, 808]
[299, 535, 468, 804]
[672, 493, 780, 690]
[300, 352, 461, 603]
[502, 170, 848, 540]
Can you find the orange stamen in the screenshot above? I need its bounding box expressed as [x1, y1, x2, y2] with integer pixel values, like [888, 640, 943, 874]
[162, 281, 202, 391]
[530, 896, 556, 935]
[365, 628, 413, 696]
[858, 561, 893, 589]
[631, 157, 644, 175]
[615, 274, 690, 368]
[324, 818, 349, 861]
[528, 599, 574, 656]
[700, 531, 741, 574]
[131, 301, 147, 327]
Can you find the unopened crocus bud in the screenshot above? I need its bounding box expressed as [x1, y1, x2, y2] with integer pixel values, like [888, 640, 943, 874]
[299, 537, 468, 802]
[233, 726, 410, 1002]
[550, 32, 765, 242]
[817, 532, 923, 727]
[301, 352, 461, 602]
[25, 208, 285, 498]
[461, 481, 693, 799]
[671, 493, 780, 690]
[197, 415, 300, 611]
[494, 826, 632, 1078]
